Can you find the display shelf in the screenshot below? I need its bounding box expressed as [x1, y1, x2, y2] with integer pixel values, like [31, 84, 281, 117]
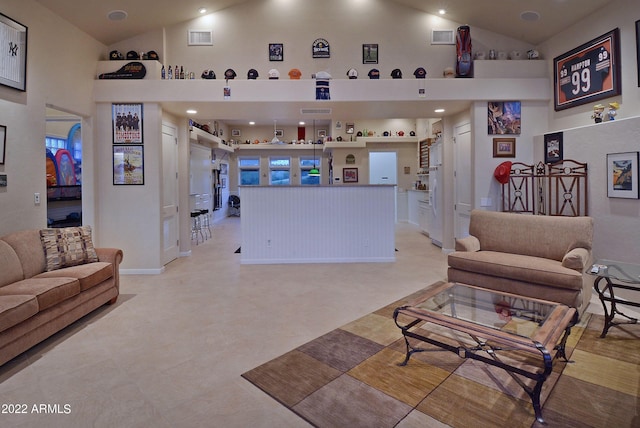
[236, 143, 323, 150]
[189, 127, 234, 152]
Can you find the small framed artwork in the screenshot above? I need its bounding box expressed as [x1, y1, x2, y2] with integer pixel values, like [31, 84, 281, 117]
[488, 101, 521, 135]
[544, 132, 563, 164]
[553, 28, 621, 111]
[363, 44, 378, 64]
[343, 167, 358, 183]
[113, 145, 144, 185]
[269, 43, 283, 61]
[275, 129, 284, 138]
[0, 125, 6, 164]
[0, 174, 6, 187]
[607, 152, 639, 199]
[346, 123, 355, 134]
[493, 138, 516, 158]
[0, 13, 27, 91]
[231, 129, 241, 137]
[220, 163, 228, 175]
[317, 129, 327, 138]
[112, 103, 143, 144]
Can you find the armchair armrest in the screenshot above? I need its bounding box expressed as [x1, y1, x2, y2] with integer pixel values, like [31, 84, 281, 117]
[562, 247, 590, 271]
[455, 235, 480, 252]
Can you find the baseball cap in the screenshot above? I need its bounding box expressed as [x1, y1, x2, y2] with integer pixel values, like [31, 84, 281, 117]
[288, 68, 302, 79]
[247, 69, 259, 79]
[126, 51, 140, 60]
[494, 161, 513, 184]
[224, 68, 237, 79]
[368, 68, 380, 79]
[201, 70, 216, 79]
[268, 69, 280, 79]
[147, 51, 159, 61]
[346, 68, 358, 79]
[109, 50, 123, 60]
[391, 68, 402, 79]
[413, 67, 427, 78]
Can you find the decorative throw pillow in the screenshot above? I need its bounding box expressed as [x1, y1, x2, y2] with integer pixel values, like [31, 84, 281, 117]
[40, 226, 98, 271]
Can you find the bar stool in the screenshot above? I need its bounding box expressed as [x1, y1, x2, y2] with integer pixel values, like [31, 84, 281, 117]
[190, 211, 204, 245]
[199, 209, 212, 239]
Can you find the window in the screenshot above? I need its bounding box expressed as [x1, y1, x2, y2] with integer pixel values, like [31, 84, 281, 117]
[239, 157, 260, 185]
[300, 157, 320, 185]
[45, 136, 66, 153]
[269, 156, 290, 185]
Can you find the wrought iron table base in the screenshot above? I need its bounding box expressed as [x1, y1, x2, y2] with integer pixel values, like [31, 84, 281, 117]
[594, 276, 640, 338]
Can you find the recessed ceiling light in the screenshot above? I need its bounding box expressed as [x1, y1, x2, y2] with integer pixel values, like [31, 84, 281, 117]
[198, 7, 207, 14]
[435, 108, 445, 113]
[520, 11, 540, 22]
[438, 9, 446, 15]
[107, 10, 128, 21]
[186, 109, 197, 114]
[299, 121, 305, 126]
[249, 121, 255, 125]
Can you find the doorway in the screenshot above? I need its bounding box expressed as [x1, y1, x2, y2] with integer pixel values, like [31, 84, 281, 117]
[454, 122, 472, 239]
[162, 123, 179, 265]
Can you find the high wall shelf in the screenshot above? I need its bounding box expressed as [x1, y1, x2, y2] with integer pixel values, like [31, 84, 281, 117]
[236, 143, 322, 150]
[189, 127, 234, 152]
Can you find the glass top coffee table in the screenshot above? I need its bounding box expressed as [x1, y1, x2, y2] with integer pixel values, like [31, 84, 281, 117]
[393, 282, 577, 424]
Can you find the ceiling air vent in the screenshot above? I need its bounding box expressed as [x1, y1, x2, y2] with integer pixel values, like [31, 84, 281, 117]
[431, 29, 455, 45]
[301, 108, 332, 115]
[188, 30, 213, 46]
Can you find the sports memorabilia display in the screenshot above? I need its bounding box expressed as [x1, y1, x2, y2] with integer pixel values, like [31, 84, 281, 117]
[553, 29, 621, 111]
[0, 13, 27, 91]
[312, 38, 330, 58]
[98, 62, 146, 79]
[456, 25, 473, 78]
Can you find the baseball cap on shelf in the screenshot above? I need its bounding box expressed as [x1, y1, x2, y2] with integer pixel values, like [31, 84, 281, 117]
[147, 51, 159, 61]
[288, 68, 302, 79]
[126, 50, 140, 60]
[413, 67, 427, 78]
[247, 69, 259, 79]
[224, 69, 237, 79]
[346, 68, 358, 79]
[494, 161, 513, 184]
[315, 71, 332, 79]
[391, 68, 402, 79]
[368, 68, 380, 79]
[268, 69, 280, 79]
[201, 70, 216, 79]
[109, 50, 123, 60]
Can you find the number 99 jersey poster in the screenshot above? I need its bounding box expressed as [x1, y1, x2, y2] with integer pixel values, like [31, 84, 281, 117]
[553, 29, 621, 111]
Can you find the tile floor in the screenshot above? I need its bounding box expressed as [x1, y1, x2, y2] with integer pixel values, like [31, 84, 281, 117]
[0, 217, 457, 427]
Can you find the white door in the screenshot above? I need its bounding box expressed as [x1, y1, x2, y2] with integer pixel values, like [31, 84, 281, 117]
[162, 124, 179, 265]
[454, 123, 472, 239]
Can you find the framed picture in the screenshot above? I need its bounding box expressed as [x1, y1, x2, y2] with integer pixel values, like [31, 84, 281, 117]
[112, 103, 143, 144]
[220, 163, 228, 175]
[269, 43, 283, 61]
[553, 28, 621, 111]
[488, 101, 521, 135]
[346, 123, 355, 134]
[0, 174, 6, 187]
[544, 132, 563, 164]
[343, 167, 358, 183]
[312, 38, 330, 59]
[317, 129, 327, 138]
[231, 129, 241, 137]
[363, 44, 378, 64]
[113, 145, 144, 185]
[275, 129, 284, 138]
[636, 20, 640, 87]
[0, 13, 27, 91]
[493, 138, 516, 158]
[0, 125, 6, 164]
[607, 152, 639, 199]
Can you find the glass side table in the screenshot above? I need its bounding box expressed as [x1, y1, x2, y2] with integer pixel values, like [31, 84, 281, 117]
[588, 260, 640, 338]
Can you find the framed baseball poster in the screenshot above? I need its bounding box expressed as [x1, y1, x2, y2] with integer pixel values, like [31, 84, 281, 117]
[553, 29, 621, 111]
[0, 13, 27, 91]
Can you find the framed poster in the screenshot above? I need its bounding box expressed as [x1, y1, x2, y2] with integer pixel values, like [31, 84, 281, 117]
[0, 13, 27, 91]
[363, 44, 378, 64]
[488, 101, 521, 135]
[553, 29, 621, 111]
[607, 152, 639, 199]
[544, 132, 563, 164]
[312, 38, 330, 58]
[269, 43, 283, 61]
[343, 167, 358, 183]
[0, 125, 5, 164]
[112, 103, 143, 144]
[113, 145, 144, 185]
[492, 138, 516, 158]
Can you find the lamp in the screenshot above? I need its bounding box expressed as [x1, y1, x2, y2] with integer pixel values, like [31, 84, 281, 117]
[309, 120, 320, 176]
[271, 119, 279, 144]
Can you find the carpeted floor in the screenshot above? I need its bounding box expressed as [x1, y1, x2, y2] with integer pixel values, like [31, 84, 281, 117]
[242, 283, 640, 428]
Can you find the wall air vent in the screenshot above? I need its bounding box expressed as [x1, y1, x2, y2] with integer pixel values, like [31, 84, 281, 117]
[188, 30, 213, 46]
[431, 29, 455, 45]
[300, 108, 332, 115]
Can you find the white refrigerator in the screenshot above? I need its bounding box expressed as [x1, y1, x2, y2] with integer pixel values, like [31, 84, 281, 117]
[428, 139, 443, 247]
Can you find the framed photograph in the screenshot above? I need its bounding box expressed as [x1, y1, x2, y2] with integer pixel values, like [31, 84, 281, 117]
[346, 122, 355, 134]
[0, 125, 6, 164]
[275, 129, 284, 138]
[636, 20, 640, 87]
[113, 145, 144, 185]
[269, 43, 283, 61]
[363, 44, 378, 64]
[607, 152, 639, 199]
[220, 163, 228, 175]
[343, 167, 358, 183]
[553, 28, 621, 111]
[488, 101, 521, 135]
[231, 129, 241, 137]
[0, 13, 27, 91]
[112, 103, 143, 144]
[312, 38, 330, 59]
[493, 138, 516, 158]
[317, 129, 327, 138]
[544, 132, 563, 164]
[0, 174, 6, 187]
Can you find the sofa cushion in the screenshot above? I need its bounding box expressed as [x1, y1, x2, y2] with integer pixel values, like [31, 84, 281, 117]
[0, 240, 24, 287]
[562, 247, 590, 270]
[40, 226, 99, 272]
[35, 262, 113, 291]
[0, 277, 81, 311]
[1, 230, 47, 279]
[0, 295, 39, 334]
[448, 250, 583, 290]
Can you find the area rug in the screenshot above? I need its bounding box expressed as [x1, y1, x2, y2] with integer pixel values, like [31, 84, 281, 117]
[242, 282, 640, 428]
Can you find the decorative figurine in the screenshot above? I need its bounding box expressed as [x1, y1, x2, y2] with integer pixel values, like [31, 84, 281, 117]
[607, 102, 619, 121]
[591, 104, 605, 123]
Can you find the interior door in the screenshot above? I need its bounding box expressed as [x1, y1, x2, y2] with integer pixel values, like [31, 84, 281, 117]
[162, 124, 179, 265]
[454, 123, 472, 239]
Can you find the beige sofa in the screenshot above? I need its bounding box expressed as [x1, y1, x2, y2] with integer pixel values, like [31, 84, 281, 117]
[0, 226, 123, 366]
[447, 210, 594, 317]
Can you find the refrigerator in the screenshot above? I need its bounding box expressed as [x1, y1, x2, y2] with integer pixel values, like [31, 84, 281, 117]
[428, 138, 443, 247]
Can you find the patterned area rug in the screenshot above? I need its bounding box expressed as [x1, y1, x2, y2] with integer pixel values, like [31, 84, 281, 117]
[242, 283, 640, 427]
